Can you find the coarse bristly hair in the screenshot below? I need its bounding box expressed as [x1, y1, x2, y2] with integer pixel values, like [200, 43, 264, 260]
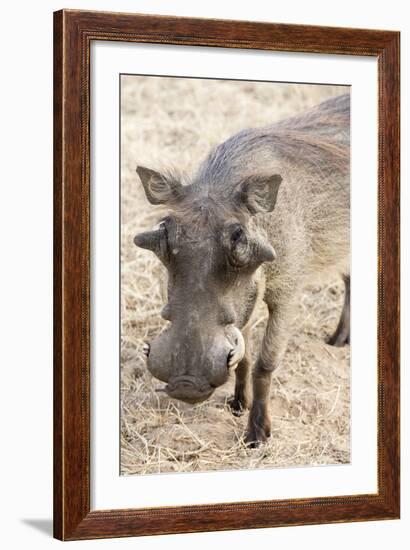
[165, 93, 350, 292]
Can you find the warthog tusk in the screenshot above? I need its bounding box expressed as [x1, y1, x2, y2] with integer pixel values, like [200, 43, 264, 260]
[226, 326, 245, 368]
[142, 342, 150, 357]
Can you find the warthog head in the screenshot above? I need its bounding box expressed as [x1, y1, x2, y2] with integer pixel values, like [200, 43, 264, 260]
[134, 165, 281, 404]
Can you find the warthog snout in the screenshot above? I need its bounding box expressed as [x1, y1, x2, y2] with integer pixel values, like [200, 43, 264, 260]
[164, 375, 214, 404]
[144, 325, 245, 404]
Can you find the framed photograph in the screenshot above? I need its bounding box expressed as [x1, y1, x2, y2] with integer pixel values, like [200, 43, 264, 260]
[54, 9, 400, 540]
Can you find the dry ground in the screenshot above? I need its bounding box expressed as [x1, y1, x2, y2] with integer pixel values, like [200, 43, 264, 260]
[120, 76, 350, 475]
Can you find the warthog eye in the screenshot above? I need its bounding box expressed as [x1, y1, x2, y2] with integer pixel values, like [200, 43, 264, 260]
[230, 226, 244, 244]
[222, 221, 276, 270]
[224, 223, 250, 268]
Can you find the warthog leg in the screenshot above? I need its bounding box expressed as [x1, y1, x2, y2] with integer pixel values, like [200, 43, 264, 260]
[246, 296, 295, 448]
[328, 275, 350, 347]
[228, 330, 251, 416]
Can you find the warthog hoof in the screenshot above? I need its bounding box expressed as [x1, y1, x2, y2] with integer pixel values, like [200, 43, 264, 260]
[328, 276, 350, 347]
[228, 395, 249, 416]
[245, 401, 271, 448]
[327, 329, 350, 347]
[228, 382, 251, 416]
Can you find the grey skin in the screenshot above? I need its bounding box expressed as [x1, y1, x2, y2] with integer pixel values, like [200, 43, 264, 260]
[134, 93, 350, 447]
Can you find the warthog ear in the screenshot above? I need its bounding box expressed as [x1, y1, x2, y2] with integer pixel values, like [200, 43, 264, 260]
[235, 174, 282, 214]
[137, 166, 183, 205]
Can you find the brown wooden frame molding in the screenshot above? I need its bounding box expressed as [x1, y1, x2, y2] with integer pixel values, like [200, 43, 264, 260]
[54, 9, 400, 541]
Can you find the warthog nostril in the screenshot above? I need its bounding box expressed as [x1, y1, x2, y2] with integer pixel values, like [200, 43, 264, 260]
[142, 342, 150, 357]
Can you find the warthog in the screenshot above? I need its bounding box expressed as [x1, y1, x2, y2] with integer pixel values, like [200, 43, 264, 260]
[134, 93, 350, 446]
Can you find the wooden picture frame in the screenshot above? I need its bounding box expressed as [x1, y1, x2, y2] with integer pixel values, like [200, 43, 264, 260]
[53, 9, 400, 540]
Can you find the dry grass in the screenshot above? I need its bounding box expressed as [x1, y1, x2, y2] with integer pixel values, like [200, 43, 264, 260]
[120, 76, 350, 475]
